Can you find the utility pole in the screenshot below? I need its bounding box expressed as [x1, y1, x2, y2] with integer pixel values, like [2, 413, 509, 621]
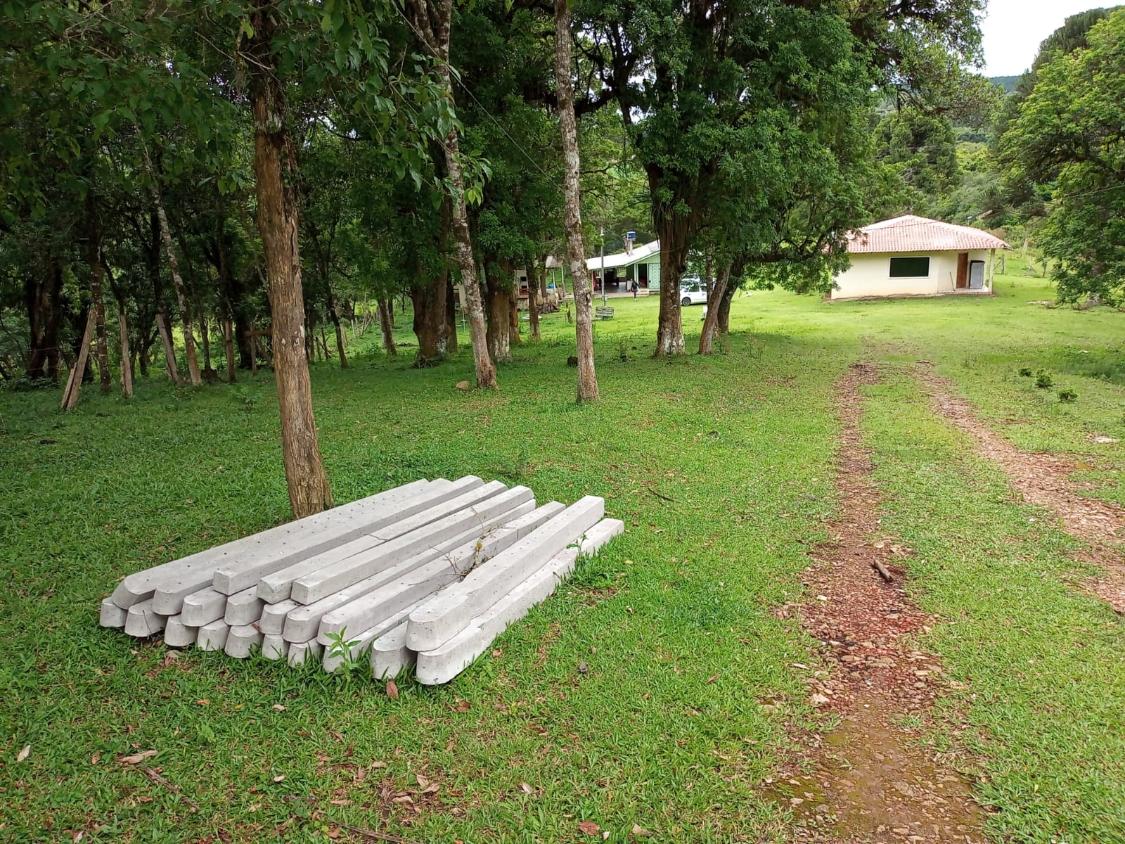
[600, 224, 607, 307]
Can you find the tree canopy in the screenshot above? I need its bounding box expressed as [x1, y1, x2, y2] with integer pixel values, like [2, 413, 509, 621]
[1000, 10, 1124, 305]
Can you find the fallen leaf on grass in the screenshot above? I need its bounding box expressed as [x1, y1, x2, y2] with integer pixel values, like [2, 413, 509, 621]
[578, 820, 600, 836]
[810, 693, 830, 706]
[90, 753, 100, 765]
[632, 824, 653, 838]
[386, 680, 399, 700]
[519, 782, 534, 795]
[16, 744, 30, 762]
[453, 699, 471, 712]
[272, 775, 286, 783]
[272, 703, 286, 712]
[119, 749, 158, 765]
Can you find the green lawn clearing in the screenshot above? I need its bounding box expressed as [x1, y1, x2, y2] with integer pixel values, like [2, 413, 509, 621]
[1, 261, 1121, 842]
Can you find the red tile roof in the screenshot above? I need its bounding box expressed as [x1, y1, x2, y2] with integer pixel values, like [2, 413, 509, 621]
[846, 215, 1009, 254]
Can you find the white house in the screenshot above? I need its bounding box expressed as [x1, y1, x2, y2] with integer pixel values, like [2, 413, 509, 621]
[586, 239, 662, 292]
[832, 215, 1009, 300]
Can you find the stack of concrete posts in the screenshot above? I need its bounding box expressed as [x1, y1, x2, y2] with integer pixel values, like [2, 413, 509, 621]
[99, 477, 623, 684]
[373, 496, 624, 684]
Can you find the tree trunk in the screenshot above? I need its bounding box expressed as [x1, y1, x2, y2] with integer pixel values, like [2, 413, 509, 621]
[140, 142, 203, 387]
[554, 0, 598, 401]
[200, 313, 214, 376]
[60, 308, 95, 410]
[654, 210, 690, 356]
[445, 277, 459, 353]
[24, 254, 63, 380]
[485, 268, 511, 364]
[717, 279, 736, 335]
[527, 261, 541, 341]
[377, 298, 397, 356]
[444, 126, 495, 385]
[410, 276, 447, 366]
[155, 309, 181, 383]
[508, 286, 521, 346]
[698, 261, 731, 355]
[223, 317, 237, 382]
[408, 0, 496, 389]
[117, 305, 134, 397]
[248, 0, 333, 518]
[326, 290, 348, 368]
[85, 196, 112, 393]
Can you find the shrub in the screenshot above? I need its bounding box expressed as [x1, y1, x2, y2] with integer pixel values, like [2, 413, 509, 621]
[1058, 389, 1078, 403]
[1018, 367, 1033, 377]
[1035, 371, 1054, 389]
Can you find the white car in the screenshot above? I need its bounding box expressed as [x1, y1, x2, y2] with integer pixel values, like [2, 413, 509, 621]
[679, 278, 708, 306]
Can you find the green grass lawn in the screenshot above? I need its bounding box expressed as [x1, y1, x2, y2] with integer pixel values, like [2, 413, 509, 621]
[0, 261, 1121, 842]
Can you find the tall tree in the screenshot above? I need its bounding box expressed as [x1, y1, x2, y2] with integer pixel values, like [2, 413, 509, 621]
[139, 141, 204, 387]
[244, 0, 333, 517]
[554, 0, 598, 401]
[406, 0, 498, 389]
[581, 0, 982, 356]
[1000, 10, 1124, 305]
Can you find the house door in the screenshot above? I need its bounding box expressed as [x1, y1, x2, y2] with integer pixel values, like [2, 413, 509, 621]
[969, 260, 986, 290]
[955, 252, 969, 289]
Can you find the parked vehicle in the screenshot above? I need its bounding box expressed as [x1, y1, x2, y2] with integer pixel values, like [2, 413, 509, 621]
[679, 278, 708, 306]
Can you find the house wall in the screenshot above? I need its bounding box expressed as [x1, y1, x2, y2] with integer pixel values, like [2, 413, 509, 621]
[831, 250, 991, 300]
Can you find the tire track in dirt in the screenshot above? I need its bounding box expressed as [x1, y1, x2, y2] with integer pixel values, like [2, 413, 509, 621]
[915, 363, 1125, 613]
[768, 362, 986, 844]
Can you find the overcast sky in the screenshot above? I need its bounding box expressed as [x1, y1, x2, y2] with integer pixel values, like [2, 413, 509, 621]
[980, 0, 1111, 75]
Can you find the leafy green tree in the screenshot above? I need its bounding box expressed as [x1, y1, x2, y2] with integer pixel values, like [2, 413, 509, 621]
[993, 7, 1119, 224]
[579, 0, 983, 356]
[874, 109, 959, 217]
[1001, 10, 1124, 305]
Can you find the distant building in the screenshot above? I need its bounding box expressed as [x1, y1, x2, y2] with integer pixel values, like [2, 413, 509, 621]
[585, 239, 662, 293]
[832, 216, 1009, 300]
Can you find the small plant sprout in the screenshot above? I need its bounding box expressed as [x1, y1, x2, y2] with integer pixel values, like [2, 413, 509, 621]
[1018, 367, 1033, 377]
[1058, 389, 1078, 403]
[324, 628, 363, 676]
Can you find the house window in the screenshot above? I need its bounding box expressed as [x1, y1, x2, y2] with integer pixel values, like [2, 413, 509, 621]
[889, 257, 930, 277]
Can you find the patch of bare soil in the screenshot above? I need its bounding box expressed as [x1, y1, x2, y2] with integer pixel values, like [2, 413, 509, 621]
[916, 363, 1125, 613]
[768, 362, 986, 843]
